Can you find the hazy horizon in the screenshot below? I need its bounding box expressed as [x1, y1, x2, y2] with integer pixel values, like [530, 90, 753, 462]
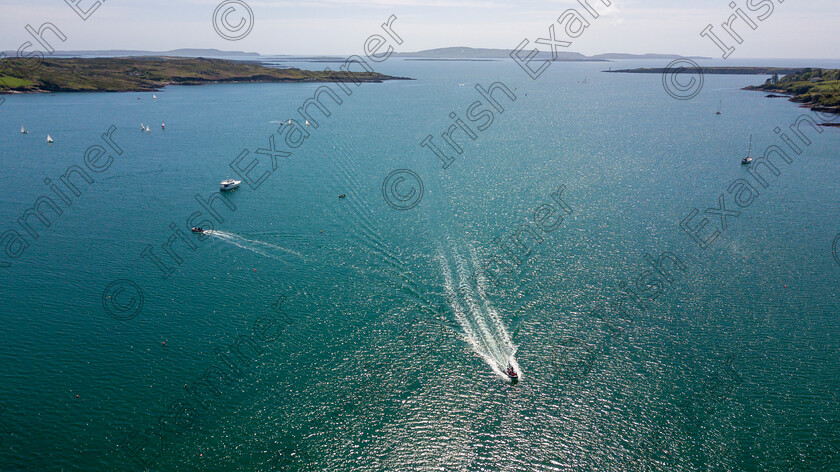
[2, 0, 839, 59]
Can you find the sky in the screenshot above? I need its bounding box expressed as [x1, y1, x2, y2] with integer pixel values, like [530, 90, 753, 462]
[1, 0, 839, 59]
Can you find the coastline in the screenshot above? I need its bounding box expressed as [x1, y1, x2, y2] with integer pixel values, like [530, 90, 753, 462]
[0, 56, 412, 95]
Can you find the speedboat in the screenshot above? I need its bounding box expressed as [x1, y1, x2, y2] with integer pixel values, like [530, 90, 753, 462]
[505, 365, 518, 381]
[191, 227, 204, 234]
[338, 194, 346, 199]
[220, 179, 241, 191]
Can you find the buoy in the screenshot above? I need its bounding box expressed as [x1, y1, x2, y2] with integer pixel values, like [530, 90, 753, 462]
[162, 342, 165, 345]
[76, 395, 79, 398]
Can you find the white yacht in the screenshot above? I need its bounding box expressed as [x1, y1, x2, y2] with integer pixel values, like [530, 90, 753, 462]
[741, 135, 753, 165]
[220, 179, 241, 191]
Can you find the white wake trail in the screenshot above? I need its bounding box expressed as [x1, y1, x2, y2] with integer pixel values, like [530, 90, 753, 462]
[204, 231, 304, 262]
[439, 245, 521, 381]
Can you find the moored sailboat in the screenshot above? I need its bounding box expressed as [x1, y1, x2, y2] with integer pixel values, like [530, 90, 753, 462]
[741, 135, 753, 165]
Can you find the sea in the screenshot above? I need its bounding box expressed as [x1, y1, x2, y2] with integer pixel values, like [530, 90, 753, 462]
[1, 56, 839, 471]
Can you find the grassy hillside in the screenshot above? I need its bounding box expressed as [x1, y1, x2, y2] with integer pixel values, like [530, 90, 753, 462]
[0, 56, 405, 93]
[744, 68, 840, 115]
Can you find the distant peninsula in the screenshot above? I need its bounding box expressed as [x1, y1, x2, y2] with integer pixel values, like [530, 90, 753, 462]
[606, 66, 807, 75]
[0, 57, 408, 94]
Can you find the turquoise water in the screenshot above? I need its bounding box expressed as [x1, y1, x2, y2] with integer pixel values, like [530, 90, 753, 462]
[1, 58, 840, 471]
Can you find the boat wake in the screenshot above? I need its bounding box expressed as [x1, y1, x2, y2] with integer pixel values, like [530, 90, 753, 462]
[439, 244, 521, 381]
[204, 231, 304, 262]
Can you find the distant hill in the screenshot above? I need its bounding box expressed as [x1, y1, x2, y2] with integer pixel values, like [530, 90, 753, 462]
[592, 53, 710, 60]
[6, 48, 262, 58]
[395, 47, 705, 61]
[0, 48, 709, 61]
[395, 47, 602, 61]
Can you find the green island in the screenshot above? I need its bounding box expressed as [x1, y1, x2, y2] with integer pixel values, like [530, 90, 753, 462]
[0, 57, 408, 94]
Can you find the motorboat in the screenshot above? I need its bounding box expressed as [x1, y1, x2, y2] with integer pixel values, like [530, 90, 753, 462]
[220, 179, 241, 191]
[21, 126, 28, 134]
[338, 194, 346, 199]
[191, 227, 204, 234]
[161, 122, 165, 129]
[505, 365, 518, 381]
[741, 134, 753, 165]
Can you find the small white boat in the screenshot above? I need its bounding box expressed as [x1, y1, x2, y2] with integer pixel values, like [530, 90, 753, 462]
[220, 179, 241, 191]
[741, 135, 753, 165]
[287, 119, 292, 125]
[305, 120, 310, 126]
[141, 123, 146, 131]
[46, 134, 54, 144]
[161, 122, 165, 129]
[153, 94, 157, 100]
[145, 126, 151, 133]
[21, 126, 28, 134]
